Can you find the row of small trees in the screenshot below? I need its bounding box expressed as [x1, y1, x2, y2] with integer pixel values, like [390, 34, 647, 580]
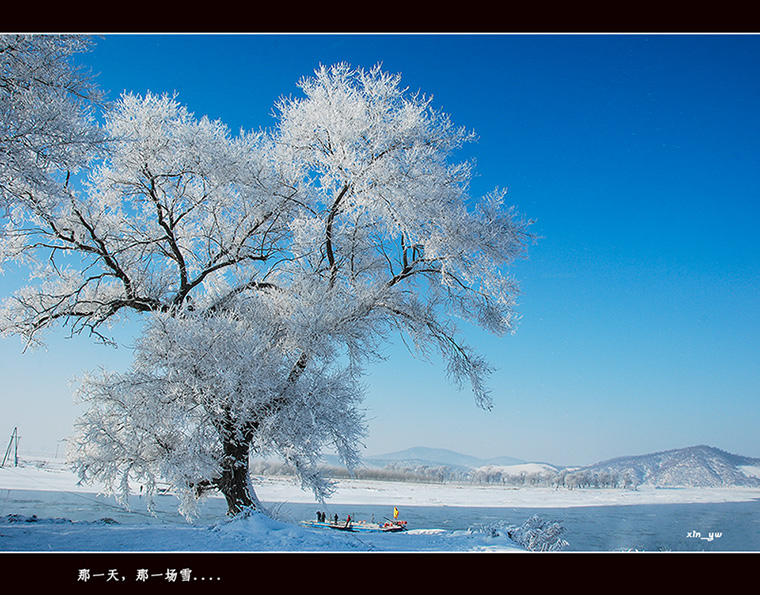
[251, 460, 471, 483]
[250, 459, 641, 489]
[472, 467, 639, 489]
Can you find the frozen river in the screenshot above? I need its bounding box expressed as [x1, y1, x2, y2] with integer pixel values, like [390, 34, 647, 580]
[247, 498, 760, 552]
[2, 487, 758, 551]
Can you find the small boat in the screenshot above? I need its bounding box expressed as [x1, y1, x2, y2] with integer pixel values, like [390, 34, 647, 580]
[302, 508, 408, 533]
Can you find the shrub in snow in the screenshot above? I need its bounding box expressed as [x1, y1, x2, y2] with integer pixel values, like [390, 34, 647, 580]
[479, 515, 569, 552]
[509, 515, 569, 551]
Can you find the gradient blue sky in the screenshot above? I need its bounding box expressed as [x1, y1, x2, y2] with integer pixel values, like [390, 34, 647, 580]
[1, 34, 758, 467]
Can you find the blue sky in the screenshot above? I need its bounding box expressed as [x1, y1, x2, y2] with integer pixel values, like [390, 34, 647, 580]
[1, 34, 758, 467]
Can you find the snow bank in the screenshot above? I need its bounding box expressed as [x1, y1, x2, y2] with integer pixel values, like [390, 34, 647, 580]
[4, 458, 760, 510]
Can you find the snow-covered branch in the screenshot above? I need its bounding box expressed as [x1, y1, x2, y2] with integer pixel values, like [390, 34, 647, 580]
[0, 34, 105, 211]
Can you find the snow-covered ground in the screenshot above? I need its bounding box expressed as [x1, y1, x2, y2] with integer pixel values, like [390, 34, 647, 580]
[2, 457, 759, 553]
[0, 458, 525, 553]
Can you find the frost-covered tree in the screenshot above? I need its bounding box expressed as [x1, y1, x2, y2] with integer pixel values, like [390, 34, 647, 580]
[1, 62, 534, 517]
[73, 301, 366, 518]
[0, 34, 105, 212]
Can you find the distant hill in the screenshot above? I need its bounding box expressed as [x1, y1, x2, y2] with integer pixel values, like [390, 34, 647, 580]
[316, 444, 760, 489]
[363, 446, 524, 469]
[582, 445, 760, 488]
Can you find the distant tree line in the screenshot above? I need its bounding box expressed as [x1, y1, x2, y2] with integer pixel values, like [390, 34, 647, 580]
[250, 460, 641, 489]
[554, 468, 640, 490]
[251, 460, 471, 484]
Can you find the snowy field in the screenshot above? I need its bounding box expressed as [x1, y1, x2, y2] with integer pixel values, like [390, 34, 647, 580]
[2, 457, 759, 554]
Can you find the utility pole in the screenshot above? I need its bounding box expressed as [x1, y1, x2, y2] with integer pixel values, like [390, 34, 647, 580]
[2, 428, 19, 467]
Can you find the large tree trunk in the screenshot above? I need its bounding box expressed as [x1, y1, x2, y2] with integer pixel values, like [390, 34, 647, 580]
[217, 424, 259, 516]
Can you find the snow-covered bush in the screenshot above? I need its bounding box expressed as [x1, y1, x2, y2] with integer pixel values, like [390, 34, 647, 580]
[479, 515, 569, 552]
[509, 515, 569, 551]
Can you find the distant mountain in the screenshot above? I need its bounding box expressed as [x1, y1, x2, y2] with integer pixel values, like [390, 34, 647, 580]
[320, 444, 760, 489]
[582, 445, 760, 488]
[363, 446, 524, 469]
